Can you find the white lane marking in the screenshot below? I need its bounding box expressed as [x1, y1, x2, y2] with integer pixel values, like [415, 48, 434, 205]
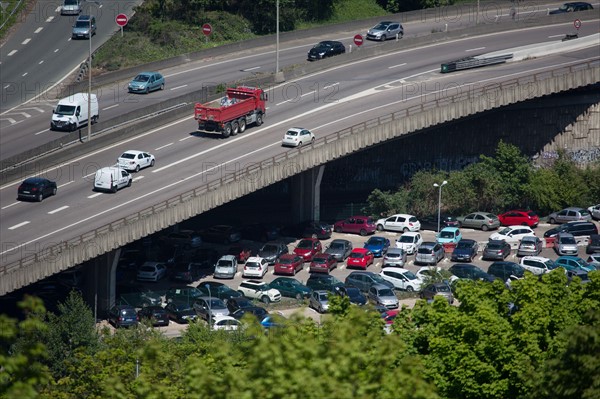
[34, 129, 49, 135]
[58, 181, 74, 188]
[242, 66, 261, 71]
[548, 34, 564, 38]
[87, 193, 103, 198]
[276, 89, 317, 106]
[83, 171, 96, 178]
[179, 136, 193, 141]
[388, 63, 407, 69]
[22, 38, 31, 45]
[155, 143, 173, 151]
[1, 117, 16, 124]
[8, 50, 17, 56]
[103, 104, 119, 111]
[465, 47, 486, 52]
[22, 72, 28, 77]
[169, 85, 188, 91]
[323, 82, 339, 90]
[8, 221, 30, 230]
[3, 85, 9, 89]
[46, 16, 54, 22]
[54, 49, 59, 52]
[132, 176, 144, 182]
[39, 60, 44, 65]
[34, 27, 43, 34]
[54, 6, 61, 12]
[48, 205, 69, 214]
[1, 202, 19, 210]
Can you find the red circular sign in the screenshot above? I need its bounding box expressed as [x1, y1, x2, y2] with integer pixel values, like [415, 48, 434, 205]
[202, 23, 212, 36]
[353, 34, 363, 46]
[115, 13, 128, 27]
[573, 19, 581, 30]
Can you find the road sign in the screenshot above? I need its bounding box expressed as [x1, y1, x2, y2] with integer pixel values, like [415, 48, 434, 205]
[202, 23, 212, 36]
[353, 34, 363, 47]
[573, 19, 581, 30]
[116, 13, 128, 27]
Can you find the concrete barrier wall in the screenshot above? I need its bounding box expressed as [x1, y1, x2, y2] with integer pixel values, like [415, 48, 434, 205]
[1, 60, 598, 295]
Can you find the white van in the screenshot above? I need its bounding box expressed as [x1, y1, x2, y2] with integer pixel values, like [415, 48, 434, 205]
[94, 167, 132, 193]
[51, 93, 99, 131]
[61, 0, 81, 15]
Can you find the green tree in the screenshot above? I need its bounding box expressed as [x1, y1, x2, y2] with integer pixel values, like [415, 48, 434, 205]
[551, 152, 590, 208]
[362, 188, 409, 217]
[405, 170, 449, 217]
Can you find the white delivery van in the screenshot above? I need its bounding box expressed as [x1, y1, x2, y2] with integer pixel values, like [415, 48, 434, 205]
[61, 0, 82, 15]
[50, 93, 99, 131]
[94, 167, 132, 193]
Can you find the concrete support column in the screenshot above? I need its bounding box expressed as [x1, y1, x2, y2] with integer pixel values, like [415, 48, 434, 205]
[290, 165, 325, 223]
[82, 248, 120, 321]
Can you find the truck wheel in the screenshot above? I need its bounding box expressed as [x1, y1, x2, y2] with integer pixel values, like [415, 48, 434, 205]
[223, 123, 232, 138]
[238, 118, 246, 133]
[231, 121, 239, 136]
[256, 113, 263, 126]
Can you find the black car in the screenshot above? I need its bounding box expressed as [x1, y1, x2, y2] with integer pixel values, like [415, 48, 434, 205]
[170, 262, 202, 283]
[488, 261, 525, 282]
[544, 221, 598, 238]
[239, 223, 280, 242]
[258, 241, 289, 265]
[200, 225, 241, 244]
[17, 177, 57, 202]
[137, 306, 170, 327]
[307, 40, 345, 61]
[482, 240, 512, 261]
[300, 221, 333, 240]
[164, 301, 198, 324]
[116, 282, 162, 308]
[451, 239, 479, 262]
[418, 214, 459, 231]
[449, 264, 496, 282]
[196, 281, 243, 302]
[108, 305, 139, 328]
[226, 296, 255, 313]
[231, 306, 269, 322]
[586, 234, 600, 254]
[306, 274, 345, 293]
[165, 286, 204, 305]
[339, 286, 367, 305]
[549, 2, 593, 14]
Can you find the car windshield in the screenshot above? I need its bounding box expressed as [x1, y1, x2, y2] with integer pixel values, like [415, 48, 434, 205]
[498, 227, 512, 235]
[404, 271, 418, 280]
[367, 238, 385, 245]
[120, 309, 136, 317]
[527, 211, 537, 217]
[216, 260, 232, 267]
[329, 242, 344, 249]
[439, 231, 454, 238]
[485, 214, 497, 219]
[398, 236, 414, 243]
[487, 242, 504, 250]
[246, 261, 261, 268]
[279, 257, 295, 264]
[545, 260, 557, 270]
[317, 292, 328, 300]
[349, 252, 363, 258]
[120, 153, 135, 159]
[417, 247, 432, 254]
[134, 74, 150, 82]
[312, 257, 327, 264]
[314, 43, 331, 50]
[560, 237, 576, 244]
[261, 244, 278, 252]
[373, 23, 389, 30]
[521, 237, 536, 243]
[457, 241, 471, 249]
[207, 299, 224, 308]
[436, 285, 451, 292]
[346, 287, 361, 297]
[55, 105, 75, 115]
[139, 266, 154, 272]
[75, 20, 89, 28]
[371, 274, 386, 283]
[297, 240, 313, 249]
[378, 288, 395, 297]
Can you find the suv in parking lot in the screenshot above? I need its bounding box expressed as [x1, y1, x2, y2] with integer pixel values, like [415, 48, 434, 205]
[543, 221, 598, 238]
[237, 280, 281, 303]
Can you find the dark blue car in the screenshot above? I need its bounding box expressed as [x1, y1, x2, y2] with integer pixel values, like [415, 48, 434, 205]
[363, 236, 390, 257]
[451, 239, 479, 262]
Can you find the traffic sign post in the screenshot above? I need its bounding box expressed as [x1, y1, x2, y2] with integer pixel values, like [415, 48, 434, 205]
[202, 23, 212, 43]
[353, 34, 363, 47]
[573, 19, 581, 30]
[116, 13, 128, 37]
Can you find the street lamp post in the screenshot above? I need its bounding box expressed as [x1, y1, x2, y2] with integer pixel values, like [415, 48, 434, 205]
[433, 180, 448, 233]
[205, 283, 212, 327]
[86, 1, 101, 142]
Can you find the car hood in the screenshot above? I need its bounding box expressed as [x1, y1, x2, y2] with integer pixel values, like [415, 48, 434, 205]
[259, 250, 278, 258]
[325, 248, 344, 255]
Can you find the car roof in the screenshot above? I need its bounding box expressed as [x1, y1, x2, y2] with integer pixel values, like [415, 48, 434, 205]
[278, 253, 300, 259]
[218, 254, 237, 260]
[382, 267, 410, 273]
[440, 227, 459, 231]
[23, 177, 48, 184]
[400, 232, 420, 237]
[420, 241, 437, 247]
[386, 248, 405, 253]
[458, 239, 477, 243]
[77, 15, 93, 20]
[287, 127, 307, 133]
[371, 283, 392, 290]
[487, 239, 507, 244]
[246, 256, 264, 262]
[349, 271, 375, 276]
[242, 279, 267, 285]
[121, 150, 143, 155]
[522, 256, 551, 261]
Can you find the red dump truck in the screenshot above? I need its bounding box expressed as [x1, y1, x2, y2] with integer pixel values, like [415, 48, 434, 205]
[194, 86, 267, 138]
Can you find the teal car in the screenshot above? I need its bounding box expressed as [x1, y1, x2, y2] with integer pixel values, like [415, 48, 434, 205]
[128, 72, 165, 94]
[555, 256, 596, 272]
[269, 277, 311, 299]
[436, 227, 462, 245]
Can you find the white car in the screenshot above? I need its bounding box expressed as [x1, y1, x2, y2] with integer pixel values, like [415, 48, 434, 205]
[281, 127, 315, 147]
[587, 254, 600, 267]
[136, 261, 167, 282]
[489, 225, 535, 243]
[520, 256, 556, 275]
[395, 232, 423, 255]
[237, 280, 281, 303]
[242, 256, 269, 278]
[415, 266, 459, 285]
[93, 166, 132, 193]
[380, 267, 423, 292]
[376, 214, 421, 232]
[118, 150, 155, 172]
[588, 204, 600, 220]
[211, 315, 241, 331]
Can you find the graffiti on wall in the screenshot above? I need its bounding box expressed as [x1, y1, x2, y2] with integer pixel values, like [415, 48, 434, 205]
[537, 147, 600, 165]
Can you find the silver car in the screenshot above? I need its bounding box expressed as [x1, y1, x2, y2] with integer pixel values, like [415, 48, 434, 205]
[71, 15, 96, 40]
[383, 248, 407, 267]
[457, 212, 500, 231]
[548, 207, 592, 224]
[367, 284, 399, 309]
[281, 127, 315, 147]
[192, 296, 230, 321]
[366, 21, 404, 41]
[517, 236, 543, 256]
[415, 242, 445, 266]
[309, 290, 329, 313]
[554, 233, 579, 256]
[325, 239, 353, 261]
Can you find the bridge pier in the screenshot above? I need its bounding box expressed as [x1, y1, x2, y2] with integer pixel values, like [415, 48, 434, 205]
[290, 165, 325, 223]
[82, 248, 120, 321]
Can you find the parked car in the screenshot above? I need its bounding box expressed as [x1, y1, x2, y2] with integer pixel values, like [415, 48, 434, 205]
[367, 284, 399, 309]
[488, 261, 525, 283]
[589, 204, 600, 220]
[449, 264, 496, 282]
[309, 290, 330, 313]
[436, 227, 462, 245]
[520, 256, 557, 275]
[274, 254, 304, 276]
[258, 241, 289, 265]
[490, 225, 536, 243]
[226, 296, 255, 314]
[71, 15, 96, 39]
[456, 212, 500, 231]
[193, 297, 230, 321]
[306, 274, 345, 293]
[498, 210, 540, 227]
[415, 242, 445, 266]
[298, 221, 332, 240]
[382, 309, 399, 334]
[395, 232, 423, 255]
[366, 21, 404, 41]
[108, 305, 139, 328]
[375, 214, 420, 233]
[160, 230, 202, 249]
[419, 283, 454, 304]
[554, 256, 596, 272]
[117, 282, 162, 308]
[307, 40, 345, 60]
[128, 71, 165, 93]
[211, 315, 242, 331]
[17, 177, 57, 202]
[418, 214, 459, 231]
[170, 262, 202, 283]
[567, 269, 590, 284]
[544, 221, 598, 238]
[346, 248, 375, 269]
[164, 301, 198, 324]
[214, 255, 239, 279]
[281, 127, 315, 147]
[242, 256, 269, 278]
[165, 286, 204, 305]
[239, 223, 280, 242]
[334, 215, 377, 236]
[383, 248, 407, 267]
[451, 239, 479, 262]
[196, 282, 242, 303]
[554, 232, 579, 256]
[117, 150, 155, 172]
[548, 207, 592, 224]
[344, 271, 394, 292]
[482, 240, 512, 261]
[338, 286, 367, 305]
[517, 236, 544, 257]
[586, 254, 600, 267]
[137, 306, 169, 327]
[200, 225, 241, 244]
[363, 236, 390, 257]
[231, 306, 269, 322]
[237, 280, 281, 303]
[136, 262, 167, 282]
[380, 267, 423, 292]
[324, 239, 353, 261]
[309, 253, 337, 274]
[293, 238, 322, 262]
[228, 245, 252, 263]
[549, 2, 593, 14]
[268, 277, 311, 299]
[587, 235, 600, 254]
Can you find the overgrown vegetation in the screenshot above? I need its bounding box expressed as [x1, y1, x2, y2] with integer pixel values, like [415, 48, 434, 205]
[362, 141, 600, 218]
[0, 0, 31, 39]
[2, 271, 599, 398]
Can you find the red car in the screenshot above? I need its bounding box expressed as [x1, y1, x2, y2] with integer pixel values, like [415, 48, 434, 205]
[498, 210, 539, 228]
[228, 245, 252, 263]
[346, 248, 375, 270]
[309, 253, 337, 274]
[293, 238, 323, 262]
[274, 254, 304, 275]
[333, 215, 377, 236]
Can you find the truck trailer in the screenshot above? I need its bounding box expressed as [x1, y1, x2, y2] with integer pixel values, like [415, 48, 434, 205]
[194, 86, 267, 138]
